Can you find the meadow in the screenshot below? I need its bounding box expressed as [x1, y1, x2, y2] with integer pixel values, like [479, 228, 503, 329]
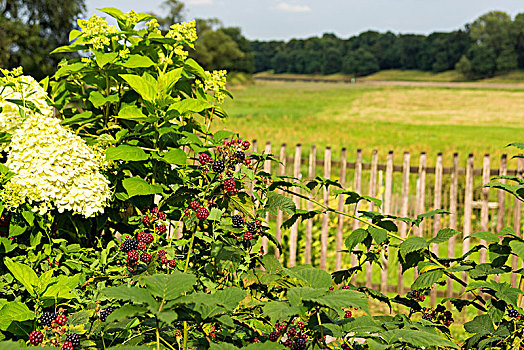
[218, 80, 524, 166]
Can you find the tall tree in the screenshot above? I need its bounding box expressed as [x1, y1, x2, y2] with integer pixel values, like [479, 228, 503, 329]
[0, 0, 85, 79]
[155, 0, 185, 31]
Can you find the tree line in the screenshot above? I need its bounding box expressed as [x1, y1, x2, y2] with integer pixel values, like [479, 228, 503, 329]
[252, 11, 524, 79]
[1, 1, 523, 81]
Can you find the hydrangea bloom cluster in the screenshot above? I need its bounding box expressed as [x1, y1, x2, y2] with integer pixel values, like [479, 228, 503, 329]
[77, 15, 119, 50]
[0, 69, 53, 143]
[197, 70, 228, 103]
[0, 73, 111, 217]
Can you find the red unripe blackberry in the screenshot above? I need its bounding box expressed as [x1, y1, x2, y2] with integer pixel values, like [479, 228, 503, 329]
[244, 232, 253, 241]
[158, 212, 166, 220]
[329, 286, 334, 291]
[341, 344, 350, 350]
[142, 215, 151, 225]
[140, 252, 152, 263]
[29, 330, 44, 346]
[40, 311, 56, 326]
[254, 337, 261, 343]
[168, 260, 177, 268]
[278, 323, 286, 331]
[196, 207, 209, 220]
[156, 224, 166, 233]
[137, 231, 147, 243]
[137, 241, 146, 250]
[288, 327, 297, 337]
[283, 339, 292, 347]
[242, 140, 250, 150]
[269, 331, 279, 342]
[55, 314, 67, 326]
[161, 256, 168, 264]
[66, 333, 80, 347]
[198, 153, 211, 164]
[120, 238, 137, 252]
[342, 285, 350, 290]
[190, 200, 200, 210]
[143, 232, 154, 244]
[210, 331, 216, 338]
[223, 179, 235, 191]
[158, 249, 166, 257]
[344, 310, 352, 318]
[296, 321, 305, 329]
[151, 206, 158, 214]
[300, 333, 308, 340]
[244, 157, 251, 165]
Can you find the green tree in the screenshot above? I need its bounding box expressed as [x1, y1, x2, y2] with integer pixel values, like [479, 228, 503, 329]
[468, 44, 497, 78]
[455, 55, 473, 79]
[342, 48, 379, 76]
[154, 0, 185, 31]
[0, 0, 85, 79]
[469, 11, 513, 56]
[221, 27, 255, 73]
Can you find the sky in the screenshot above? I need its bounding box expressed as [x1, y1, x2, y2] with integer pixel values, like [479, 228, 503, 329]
[85, 0, 524, 41]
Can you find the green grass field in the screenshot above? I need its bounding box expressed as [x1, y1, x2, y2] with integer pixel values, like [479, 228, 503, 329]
[217, 80, 524, 165]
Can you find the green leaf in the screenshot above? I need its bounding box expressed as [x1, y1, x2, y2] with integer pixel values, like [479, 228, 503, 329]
[122, 177, 162, 198]
[399, 237, 428, 258]
[98, 7, 125, 20]
[311, 290, 369, 314]
[430, 228, 460, 244]
[4, 258, 38, 297]
[106, 145, 148, 162]
[345, 228, 368, 252]
[209, 344, 238, 350]
[101, 285, 157, 305]
[464, 314, 495, 335]
[509, 240, 524, 261]
[291, 267, 332, 289]
[243, 343, 284, 349]
[162, 148, 186, 165]
[169, 98, 212, 114]
[117, 106, 149, 121]
[142, 272, 196, 301]
[381, 329, 459, 349]
[266, 192, 296, 216]
[94, 51, 118, 68]
[228, 192, 257, 218]
[120, 55, 155, 68]
[0, 302, 35, 331]
[89, 91, 118, 108]
[411, 269, 443, 290]
[213, 130, 236, 142]
[120, 74, 156, 102]
[470, 231, 500, 243]
[368, 227, 387, 244]
[213, 287, 247, 311]
[262, 301, 301, 324]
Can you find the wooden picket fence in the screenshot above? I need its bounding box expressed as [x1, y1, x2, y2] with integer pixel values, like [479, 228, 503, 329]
[253, 141, 524, 302]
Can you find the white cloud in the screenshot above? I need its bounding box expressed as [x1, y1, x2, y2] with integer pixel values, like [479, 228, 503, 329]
[274, 2, 312, 13]
[185, 0, 213, 5]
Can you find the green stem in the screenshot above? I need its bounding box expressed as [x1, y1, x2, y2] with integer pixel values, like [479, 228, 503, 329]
[155, 317, 160, 350]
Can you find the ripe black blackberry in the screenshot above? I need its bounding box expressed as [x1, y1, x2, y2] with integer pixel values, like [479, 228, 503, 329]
[66, 333, 80, 347]
[288, 327, 297, 337]
[509, 309, 521, 318]
[232, 215, 243, 227]
[235, 150, 245, 162]
[196, 207, 209, 220]
[40, 311, 56, 326]
[62, 341, 74, 350]
[29, 330, 43, 346]
[100, 307, 114, 322]
[283, 339, 292, 347]
[120, 238, 138, 253]
[292, 339, 307, 350]
[246, 222, 256, 232]
[269, 331, 279, 342]
[140, 252, 152, 263]
[212, 160, 225, 173]
[422, 312, 433, 321]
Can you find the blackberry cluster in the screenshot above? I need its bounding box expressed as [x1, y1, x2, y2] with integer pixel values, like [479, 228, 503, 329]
[155, 224, 166, 233]
[100, 307, 115, 322]
[127, 250, 139, 265]
[420, 305, 454, 326]
[137, 241, 146, 250]
[292, 339, 307, 350]
[29, 330, 43, 346]
[269, 331, 279, 342]
[271, 319, 310, 349]
[40, 311, 56, 326]
[212, 160, 225, 173]
[198, 153, 211, 164]
[55, 314, 67, 326]
[407, 288, 429, 302]
[168, 260, 177, 268]
[232, 215, 243, 227]
[142, 215, 151, 225]
[223, 178, 236, 192]
[509, 309, 521, 318]
[158, 249, 166, 257]
[121, 238, 138, 253]
[241, 140, 250, 150]
[196, 207, 209, 220]
[158, 212, 166, 220]
[137, 231, 154, 244]
[66, 333, 80, 347]
[341, 285, 350, 290]
[62, 341, 74, 350]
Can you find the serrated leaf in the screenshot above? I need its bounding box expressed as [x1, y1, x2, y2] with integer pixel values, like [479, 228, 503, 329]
[266, 192, 295, 216]
[169, 98, 212, 114]
[368, 227, 387, 244]
[411, 269, 443, 290]
[213, 287, 247, 311]
[464, 314, 495, 335]
[291, 267, 332, 289]
[509, 240, 524, 261]
[399, 237, 428, 258]
[106, 145, 148, 162]
[101, 285, 156, 305]
[306, 290, 369, 314]
[228, 192, 256, 218]
[162, 148, 186, 165]
[345, 228, 368, 252]
[470, 231, 500, 243]
[0, 302, 35, 331]
[4, 258, 38, 297]
[430, 228, 460, 244]
[142, 272, 196, 301]
[262, 301, 301, 324]
[381, 329, 459, 349]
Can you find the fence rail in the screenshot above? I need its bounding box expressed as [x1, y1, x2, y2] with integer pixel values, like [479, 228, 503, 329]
[255, 141, 524, 302]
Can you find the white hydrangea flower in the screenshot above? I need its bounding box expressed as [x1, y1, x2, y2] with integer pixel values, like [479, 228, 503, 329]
[2, 113, 111, 217]
[0, 75, 53, 139]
